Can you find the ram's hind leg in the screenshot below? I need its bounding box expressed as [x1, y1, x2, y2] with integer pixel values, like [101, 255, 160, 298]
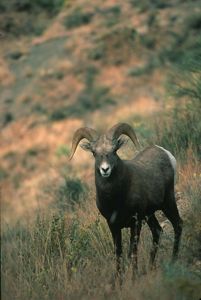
[163, 190, 183, 261]
[129, 217, 142, 280]
[147, 214, 163, 268]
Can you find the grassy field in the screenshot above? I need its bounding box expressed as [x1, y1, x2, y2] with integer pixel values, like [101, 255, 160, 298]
[1, 150, 201, 300]
[1, 0, 201, 299]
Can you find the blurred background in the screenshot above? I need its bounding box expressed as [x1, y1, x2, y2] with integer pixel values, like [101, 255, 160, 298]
[1, 0, 201, 299]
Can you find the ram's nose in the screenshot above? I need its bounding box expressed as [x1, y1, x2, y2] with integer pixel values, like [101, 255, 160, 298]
[101, 166, 109, 173]
[100, 162, 111, 177]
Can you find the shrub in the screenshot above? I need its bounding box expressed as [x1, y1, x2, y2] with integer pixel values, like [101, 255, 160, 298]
[90, 27, 137, 65]
[185, 13, 201, 30]
[49, 107, 69, 121]
[1, 0, 65, 13]
[63, 8, 93, 29]
[0, 167, 8, 181]
[182, 163, 201, 262]
[3, 112, 14, 126]
[56, 145, 70, 158]
[77, 85, 115, 111]
[0, 0, 64, 37]
[77, 66, 115, 111]
[26, 148, 39, 156]
[130, 0, 171, 11]
[88, 45, 105, 61]
[156, 41, 201, 158]
[35, 0, 65, 13]
[54, 177, 87, 211]
[32, 104, 47, 115]
[140, 34, 156, 49]
[97, 5, 121, 27]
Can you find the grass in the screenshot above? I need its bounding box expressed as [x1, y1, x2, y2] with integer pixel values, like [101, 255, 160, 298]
[2, 164, 201, 300]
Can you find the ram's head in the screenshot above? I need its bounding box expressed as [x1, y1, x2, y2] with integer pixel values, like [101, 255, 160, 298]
[69, 123, 140, 178]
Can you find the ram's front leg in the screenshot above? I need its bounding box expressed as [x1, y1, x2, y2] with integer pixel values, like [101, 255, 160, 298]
[128, 217, 142, 280]
[109, 224, 123, 284]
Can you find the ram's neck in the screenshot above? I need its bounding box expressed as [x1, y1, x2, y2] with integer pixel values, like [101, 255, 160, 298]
[95, 159, 128, 217]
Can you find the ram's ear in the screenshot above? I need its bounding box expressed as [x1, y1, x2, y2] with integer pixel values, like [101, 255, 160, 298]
[80, 142, 93, 152]
[115, 137, 128, 151]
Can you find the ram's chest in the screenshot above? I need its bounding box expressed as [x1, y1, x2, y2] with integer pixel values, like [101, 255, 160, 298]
[96, 187, 131, 226]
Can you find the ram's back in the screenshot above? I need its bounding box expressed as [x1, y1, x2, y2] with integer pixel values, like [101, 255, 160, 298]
[133, 145, 175, 179]
[123, 145, 176, 214]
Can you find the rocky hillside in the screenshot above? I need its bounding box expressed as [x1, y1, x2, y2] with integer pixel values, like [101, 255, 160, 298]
[1, 0, 201, 220]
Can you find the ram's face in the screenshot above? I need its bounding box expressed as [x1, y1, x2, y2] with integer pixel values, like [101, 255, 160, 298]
[81, 135, 125, 178]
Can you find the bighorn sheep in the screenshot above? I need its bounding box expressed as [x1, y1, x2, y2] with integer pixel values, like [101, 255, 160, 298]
[69, 123, 183, 278]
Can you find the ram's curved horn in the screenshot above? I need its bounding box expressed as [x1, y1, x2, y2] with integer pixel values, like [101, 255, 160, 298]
[107, 123, 140, 148]
[69, 127, 99, 160]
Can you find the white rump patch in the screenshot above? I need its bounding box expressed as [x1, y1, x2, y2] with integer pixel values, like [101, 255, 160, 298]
[155, 145, 176, 173]
[110, 211, 117, 224]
